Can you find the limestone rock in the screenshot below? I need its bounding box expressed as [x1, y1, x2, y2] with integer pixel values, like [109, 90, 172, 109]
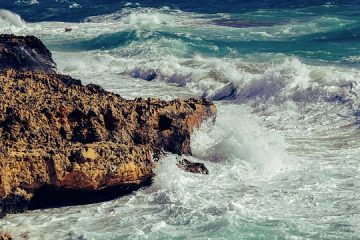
[72, 148, 98, 163]
[0, 232, 13, 240]
[0, 34, 216, 214]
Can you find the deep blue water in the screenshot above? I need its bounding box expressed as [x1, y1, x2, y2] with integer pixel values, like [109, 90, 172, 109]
[1, 0, 359, 65]
[2, 0, 360, 22]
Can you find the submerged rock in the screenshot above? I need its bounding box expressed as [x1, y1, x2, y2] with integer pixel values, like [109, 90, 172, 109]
[0, 35, 216, 214]
[130, 68, 157, 81]
[177, 159, 209, 174]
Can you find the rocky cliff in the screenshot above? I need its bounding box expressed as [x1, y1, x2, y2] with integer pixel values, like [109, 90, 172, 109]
[0, 34, 216, 215]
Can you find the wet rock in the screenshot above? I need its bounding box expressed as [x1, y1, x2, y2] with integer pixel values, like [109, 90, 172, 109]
[130, 68, 157, 81]
[0, 34, 56, 73]
[0, 34, 216, 215]
[177, 159, 209, 174]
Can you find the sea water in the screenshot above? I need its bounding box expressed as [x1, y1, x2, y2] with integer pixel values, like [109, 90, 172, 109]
[0, 1, 359, 239]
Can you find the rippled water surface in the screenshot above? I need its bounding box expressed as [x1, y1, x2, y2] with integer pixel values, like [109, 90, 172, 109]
[0, 0, 359, 239]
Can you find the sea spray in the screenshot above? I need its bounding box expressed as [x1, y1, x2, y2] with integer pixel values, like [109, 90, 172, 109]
[1, 2, 359, 239]
[0, 9, 25, 32]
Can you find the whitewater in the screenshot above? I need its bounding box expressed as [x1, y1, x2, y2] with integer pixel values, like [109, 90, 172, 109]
[0, 2, 359, 239]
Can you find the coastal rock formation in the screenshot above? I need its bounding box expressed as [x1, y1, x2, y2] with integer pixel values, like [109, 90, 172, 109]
[0, 34, 56, 73]
[0, 35, 216, 214]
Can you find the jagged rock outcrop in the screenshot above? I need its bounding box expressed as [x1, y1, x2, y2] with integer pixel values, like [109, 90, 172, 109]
[0, 34, 56, 73]
[0, 35, 216, 214]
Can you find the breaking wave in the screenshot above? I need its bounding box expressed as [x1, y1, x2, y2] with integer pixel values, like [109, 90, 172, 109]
[0, 9, 25, 31]
[1, 3, 360, 239]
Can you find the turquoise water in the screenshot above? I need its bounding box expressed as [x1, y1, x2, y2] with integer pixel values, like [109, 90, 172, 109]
[2, 0, 359, 64]
[0, 1, 360, 239]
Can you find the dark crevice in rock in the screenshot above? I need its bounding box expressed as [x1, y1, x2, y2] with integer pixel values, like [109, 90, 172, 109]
[0, 194, 29, 215]
[0, 177, 153, 214]
[158, 115, 172, 131]
[28, 177, 153, 210]
[68, 109, 86, 122]
[104, 109, 117, 131]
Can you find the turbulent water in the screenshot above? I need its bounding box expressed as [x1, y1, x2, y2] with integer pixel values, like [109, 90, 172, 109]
[1, 1, 360, 239]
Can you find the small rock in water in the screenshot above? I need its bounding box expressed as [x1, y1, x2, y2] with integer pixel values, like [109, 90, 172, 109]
[130, 68, 157, 81]
[177, 159, 209, 174]
[65, 27, 72, 32]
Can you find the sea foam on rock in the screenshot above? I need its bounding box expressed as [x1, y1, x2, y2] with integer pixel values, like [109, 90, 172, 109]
[0, 34, 216, 215]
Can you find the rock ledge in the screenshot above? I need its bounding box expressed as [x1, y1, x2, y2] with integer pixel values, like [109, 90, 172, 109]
[0, 34, 216, 214]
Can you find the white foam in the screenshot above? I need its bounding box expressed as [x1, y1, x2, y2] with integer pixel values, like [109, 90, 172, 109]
[50, 43, 360, 110]
[69, 3, 81, 9]
[0, 9, 25, 30]
[191, 103, 291, 178]
[1, 7, 360, 239]
[84, 7, 207, 28]
[30, 0, 39, 5]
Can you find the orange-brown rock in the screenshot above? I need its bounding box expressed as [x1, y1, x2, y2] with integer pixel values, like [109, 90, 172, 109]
[0, 232, 13, 240]
[0, 35, 216, 215]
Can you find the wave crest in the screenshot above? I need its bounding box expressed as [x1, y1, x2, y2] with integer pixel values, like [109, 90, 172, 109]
[0, 9, 25, 29]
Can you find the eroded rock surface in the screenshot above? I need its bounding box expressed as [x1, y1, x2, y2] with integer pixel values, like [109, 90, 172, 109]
[0, 34, 216, 214]
[0, 232, 13, 240]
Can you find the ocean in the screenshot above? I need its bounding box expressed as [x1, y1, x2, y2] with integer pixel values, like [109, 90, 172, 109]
[0, 0, 360, 239]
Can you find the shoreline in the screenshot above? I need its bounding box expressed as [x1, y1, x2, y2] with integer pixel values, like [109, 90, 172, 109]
[0, 34, 216, 217]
